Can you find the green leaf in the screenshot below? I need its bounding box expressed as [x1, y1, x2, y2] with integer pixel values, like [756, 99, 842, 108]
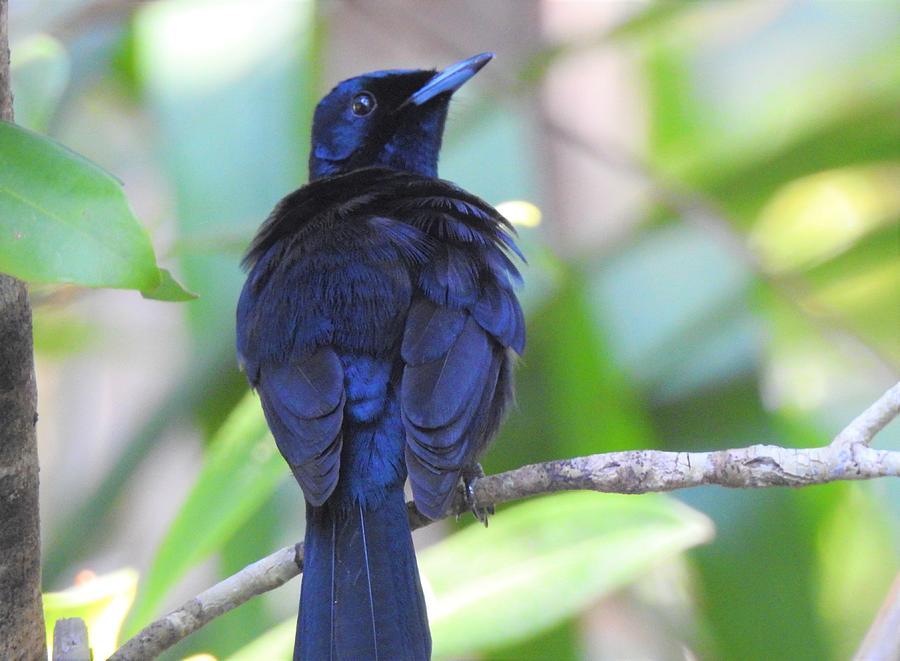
[749, 165, 900, 274]
[705, 102, 900, 227]
[809, 257, 900, 364]
[125, 393, 286, 633]
[43, 569, 138, 661]
[425, 492, 713, 659]
[141, 267, 198, 301]
[802, 221, 900, 287]
[0, 121, 160, 291]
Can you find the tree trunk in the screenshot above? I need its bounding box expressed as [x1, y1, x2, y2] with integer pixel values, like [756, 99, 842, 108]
[0, 1, 47, 658]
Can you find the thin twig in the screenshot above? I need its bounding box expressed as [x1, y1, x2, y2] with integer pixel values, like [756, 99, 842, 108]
[111, 381, 900, 661]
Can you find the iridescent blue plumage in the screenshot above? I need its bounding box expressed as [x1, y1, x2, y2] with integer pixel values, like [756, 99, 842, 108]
[236, 53, 524, 660]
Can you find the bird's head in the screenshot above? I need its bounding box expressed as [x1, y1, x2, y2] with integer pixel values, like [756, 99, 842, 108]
[308, 52, 493, 180]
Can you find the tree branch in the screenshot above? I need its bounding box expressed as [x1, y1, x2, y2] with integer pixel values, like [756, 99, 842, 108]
[111, 381, 900, 660]
[0, 3, 47, 659]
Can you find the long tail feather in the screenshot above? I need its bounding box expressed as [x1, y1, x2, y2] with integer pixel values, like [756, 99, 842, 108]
[296, 488, 430, 660]
[358, 504, 379, 658]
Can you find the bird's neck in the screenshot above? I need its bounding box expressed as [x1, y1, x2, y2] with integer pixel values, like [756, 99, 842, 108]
[376, 133, 441, 178]
[309, 110, 447, 181]
[308, 144, 440, 180]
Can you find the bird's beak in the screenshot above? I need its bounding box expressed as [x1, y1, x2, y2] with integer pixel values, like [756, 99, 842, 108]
[402, 52, 494, 108]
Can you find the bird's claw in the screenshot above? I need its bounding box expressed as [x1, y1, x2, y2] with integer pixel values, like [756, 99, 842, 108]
[461, 464, 494, 527]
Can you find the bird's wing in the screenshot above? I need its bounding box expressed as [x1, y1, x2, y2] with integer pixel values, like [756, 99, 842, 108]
[256, 346, 345, 506]
[397, 181, 525, 519]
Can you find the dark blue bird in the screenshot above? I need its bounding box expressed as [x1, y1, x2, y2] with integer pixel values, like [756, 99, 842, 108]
[236, 53, 525, 660]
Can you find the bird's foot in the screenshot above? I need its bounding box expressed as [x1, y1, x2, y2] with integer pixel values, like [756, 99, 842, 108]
[461, 463, 494, 527]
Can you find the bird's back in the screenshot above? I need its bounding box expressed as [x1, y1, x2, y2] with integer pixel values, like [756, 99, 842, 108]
[237, 167, 524, 513]
[236, 167, 524, 660]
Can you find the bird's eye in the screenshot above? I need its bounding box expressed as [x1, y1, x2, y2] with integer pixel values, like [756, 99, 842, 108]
[351, 92, 376, 116]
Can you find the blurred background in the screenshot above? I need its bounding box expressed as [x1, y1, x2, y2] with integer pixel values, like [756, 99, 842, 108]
[9, 0, 900, 659]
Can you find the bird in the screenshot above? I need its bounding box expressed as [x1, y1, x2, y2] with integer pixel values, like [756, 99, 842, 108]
[236, 52, 525, 661]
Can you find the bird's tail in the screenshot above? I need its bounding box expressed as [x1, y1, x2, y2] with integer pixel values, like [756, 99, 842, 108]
[296, 486, 431, 660]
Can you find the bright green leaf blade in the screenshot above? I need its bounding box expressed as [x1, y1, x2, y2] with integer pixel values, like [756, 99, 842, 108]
[141, 267, 198, 301]
[126, 393, 286, 633]
[424, 492, 714, 659]
[749, 165, 900, 274]
[43, 569, 138, 660]
[0, 122, 160, 291]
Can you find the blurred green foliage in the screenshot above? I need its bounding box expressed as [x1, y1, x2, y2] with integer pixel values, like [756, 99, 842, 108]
[10, 1, 900, 659]
[125, 393, 283, 635]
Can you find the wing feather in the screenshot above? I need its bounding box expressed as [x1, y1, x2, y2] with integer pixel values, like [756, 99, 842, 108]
[401, 306, 507, 518]
[401, 299, 467, 366]
[402, 344, 502, 518]
[401, 317, 490, 429]
[257, 346, 345, 505]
